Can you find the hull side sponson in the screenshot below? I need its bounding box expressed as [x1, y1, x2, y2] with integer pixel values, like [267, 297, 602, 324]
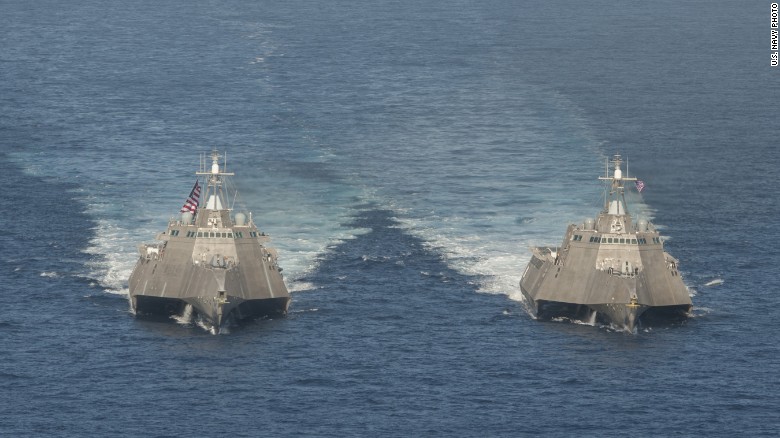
[133, 295, 187, 318]
[520, 246, 691, 330]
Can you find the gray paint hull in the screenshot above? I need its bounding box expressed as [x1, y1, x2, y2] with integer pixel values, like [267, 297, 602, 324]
[130, 250, 290, 327]
[520, 237, 692, 332]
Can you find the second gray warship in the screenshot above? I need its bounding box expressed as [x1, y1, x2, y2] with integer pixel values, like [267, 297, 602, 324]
[128, 151, 290, 330]
[519, 154, 692, 332]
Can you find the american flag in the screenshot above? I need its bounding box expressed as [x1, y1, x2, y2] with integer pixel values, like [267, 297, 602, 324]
[635, 180, 645, 193]
[180, 180, 201, 213]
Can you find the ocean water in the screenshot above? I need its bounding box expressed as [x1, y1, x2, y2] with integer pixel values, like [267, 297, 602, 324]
[2, 1, 779, 436]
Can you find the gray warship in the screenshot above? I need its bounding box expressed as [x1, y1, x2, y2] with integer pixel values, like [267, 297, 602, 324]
[128, 151, 290, 329]
[519, 154, 692, 331]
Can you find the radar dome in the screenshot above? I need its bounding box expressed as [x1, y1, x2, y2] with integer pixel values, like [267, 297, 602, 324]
[234, 212, 246, 226]
[181, 211, 193, 224]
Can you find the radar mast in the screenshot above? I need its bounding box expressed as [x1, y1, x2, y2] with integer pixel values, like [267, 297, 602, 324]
[598, 154, 637, 216]
[196, 150, 235, 211]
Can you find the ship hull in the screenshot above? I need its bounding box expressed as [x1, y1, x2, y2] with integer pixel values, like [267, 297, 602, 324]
[522, 286, 690, 331]
[132, 295, 188, 319]
[132, 294, 290, 325]
[520, 245, 692, 332]
[520, 284, 650, 330]
[128, 236, 291, 329]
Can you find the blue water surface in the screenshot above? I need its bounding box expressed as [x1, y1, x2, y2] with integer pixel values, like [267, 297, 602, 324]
[1, 1, 778, 436]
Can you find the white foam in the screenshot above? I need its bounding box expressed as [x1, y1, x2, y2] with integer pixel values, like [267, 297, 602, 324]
[290, 308, 319, 314]
[689, 306, 713, 318]
[105, 288, 130, 296]
[195, 318, 217, 335]
[388, 210, 568, 300]
[704, 278, 724, 287]
[10, 150, 187, 293]
[272, 226, 369, 287]
[287, 281, 318, 293]
[172, 304, 194, 325]
[82, 217, 153, 293]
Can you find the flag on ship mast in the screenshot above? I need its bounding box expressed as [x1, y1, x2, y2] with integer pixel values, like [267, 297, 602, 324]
[635, 180, 645, 193]
[180, 180, 201, 213]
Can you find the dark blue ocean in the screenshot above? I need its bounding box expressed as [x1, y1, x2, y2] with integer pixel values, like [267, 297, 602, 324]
[2, 1, 778, 436]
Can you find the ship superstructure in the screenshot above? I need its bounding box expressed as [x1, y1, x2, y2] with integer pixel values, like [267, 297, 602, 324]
[519, 155, 692, 331]
[128, 151, 290, 330]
